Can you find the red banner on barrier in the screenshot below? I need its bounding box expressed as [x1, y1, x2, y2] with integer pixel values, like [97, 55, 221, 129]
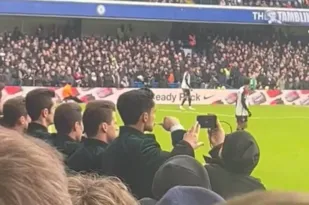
[1, 86, 309, 106]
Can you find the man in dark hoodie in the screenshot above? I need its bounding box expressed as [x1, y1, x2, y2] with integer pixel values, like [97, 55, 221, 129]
[66, 100, 118, 173]
[25, 88, 56, 144]
[204, 121, 265, 199]
[52, 102, 83, 159]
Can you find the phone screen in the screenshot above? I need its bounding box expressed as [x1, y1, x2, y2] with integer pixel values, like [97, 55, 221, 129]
[196, 115, 217, 129]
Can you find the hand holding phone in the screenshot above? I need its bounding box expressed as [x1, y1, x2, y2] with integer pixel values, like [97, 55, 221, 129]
[196, 114, 217, 129]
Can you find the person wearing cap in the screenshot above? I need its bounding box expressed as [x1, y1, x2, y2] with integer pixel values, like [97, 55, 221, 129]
[155, 186, 225, 205]
[204, 121, 265, 199]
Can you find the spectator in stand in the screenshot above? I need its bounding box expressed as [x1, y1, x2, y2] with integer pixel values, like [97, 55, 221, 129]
[66, 100, 119, 173]
[52, 102, 83, 159]
[204, 121, 265, 199]
[68, 174, 139, 205]
[0, 128, 72, 205]
[102, 88, 202, 199]
[25, 88, 56, 144]
[0, 96, 31, 133]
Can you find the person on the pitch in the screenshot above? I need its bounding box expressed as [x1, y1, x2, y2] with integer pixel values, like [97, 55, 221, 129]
[180, 68, 194, 110]
[62, 83, 83, 103]
[235, 79, 252, 131]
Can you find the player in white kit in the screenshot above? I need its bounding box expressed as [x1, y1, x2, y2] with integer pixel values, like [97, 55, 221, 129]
[180, 68, 194, 110]
[235, 79, 252, 130]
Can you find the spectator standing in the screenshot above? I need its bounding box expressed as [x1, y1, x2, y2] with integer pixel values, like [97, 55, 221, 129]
[0, 96, 30, 134]
[52, 103, 83, 159]
[25, 88, 56, 145]
[102, 88, 202, 199]
[67, 100, 118, 173]
[204, 122, 265, 199]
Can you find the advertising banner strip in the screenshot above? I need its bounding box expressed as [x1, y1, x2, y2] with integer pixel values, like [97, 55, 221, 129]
[1, 1, 309, 25]
[1, 86, 309, 106]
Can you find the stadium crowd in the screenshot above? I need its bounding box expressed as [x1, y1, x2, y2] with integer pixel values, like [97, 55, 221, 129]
[123, 0, 309, 8]
[0, 25, 309, 90]
[1, 87, 309, 205]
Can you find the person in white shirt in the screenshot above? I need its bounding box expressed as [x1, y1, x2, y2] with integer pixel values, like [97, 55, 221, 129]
[180, 68, 194, 110]
[235, 79, 252, 130]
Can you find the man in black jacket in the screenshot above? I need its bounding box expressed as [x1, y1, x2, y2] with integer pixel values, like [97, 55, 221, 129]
[204, 121, 266, 199]
[52, 102, 83, 159]
[25, 88, 56, 144]
[67, 100, 118, 173]
[103, 88, 202, 199]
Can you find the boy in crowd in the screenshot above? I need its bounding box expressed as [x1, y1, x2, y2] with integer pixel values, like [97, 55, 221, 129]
[66, 100, 119, 173]
[52, 102, 83, 158]
[26, 88, 56, 144]
[0, 96, 31, 133]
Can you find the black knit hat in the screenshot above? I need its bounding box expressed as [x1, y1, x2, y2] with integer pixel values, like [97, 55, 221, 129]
[152, 155, 211, 200]
[221, 131, 260, 175]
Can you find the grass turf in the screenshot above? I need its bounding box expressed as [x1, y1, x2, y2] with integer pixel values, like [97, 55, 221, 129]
[49, 104, 309, 191]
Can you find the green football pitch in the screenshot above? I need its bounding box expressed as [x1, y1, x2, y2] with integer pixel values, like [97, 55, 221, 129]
[50, 104, 309, 191]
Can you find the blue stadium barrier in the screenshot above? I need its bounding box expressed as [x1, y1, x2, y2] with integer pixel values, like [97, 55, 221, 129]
[0, 0, 308, 25]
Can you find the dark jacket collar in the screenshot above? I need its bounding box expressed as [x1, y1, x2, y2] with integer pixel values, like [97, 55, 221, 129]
[28, 122, 48, 133]
[51, 133, 75, 142]
[84, 138, 108, 148]
[119, 126, 144, 136]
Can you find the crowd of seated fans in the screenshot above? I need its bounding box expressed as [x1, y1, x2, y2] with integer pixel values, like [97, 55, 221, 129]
[0, 87, 309, 205]
[0, 25, 309, 90]
[120, 0, 309, 8]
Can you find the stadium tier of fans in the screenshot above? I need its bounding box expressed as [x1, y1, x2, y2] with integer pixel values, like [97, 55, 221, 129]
[1, 87, 309, 205]
[0, 24, 309, 90]
[124, 0, 309, 8]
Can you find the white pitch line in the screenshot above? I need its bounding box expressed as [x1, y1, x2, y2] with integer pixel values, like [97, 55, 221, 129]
[159, 109, 309, 120]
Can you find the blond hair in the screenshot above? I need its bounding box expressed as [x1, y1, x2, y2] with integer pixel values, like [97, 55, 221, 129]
[68, 174, 139, 205]
[0, 128, 72, 205]
[220, 191, 309, 205]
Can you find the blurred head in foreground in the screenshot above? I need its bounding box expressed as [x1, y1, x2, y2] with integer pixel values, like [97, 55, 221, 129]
[218, 191, 309, 205]
[1, 96, 31, 133]
[0, 128, 72, 205]
[117, 88, 155, 132]
[68, 174, 138, 205]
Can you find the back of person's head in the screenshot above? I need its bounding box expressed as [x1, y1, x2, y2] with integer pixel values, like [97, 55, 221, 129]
[117, 88, 155, 131]
[25, 88, 55, 122]
[219, 191, 309, 205]
[0, 128, 72, 205]
[54, 102, 83, 141]
[68, 174, 139, 205]
[1, 96, 30, 131]
[221, 131, 260, 175]
[157, 186, 225, 205]
[83, 100, 118, 141]
[152, 155, 211, 200]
